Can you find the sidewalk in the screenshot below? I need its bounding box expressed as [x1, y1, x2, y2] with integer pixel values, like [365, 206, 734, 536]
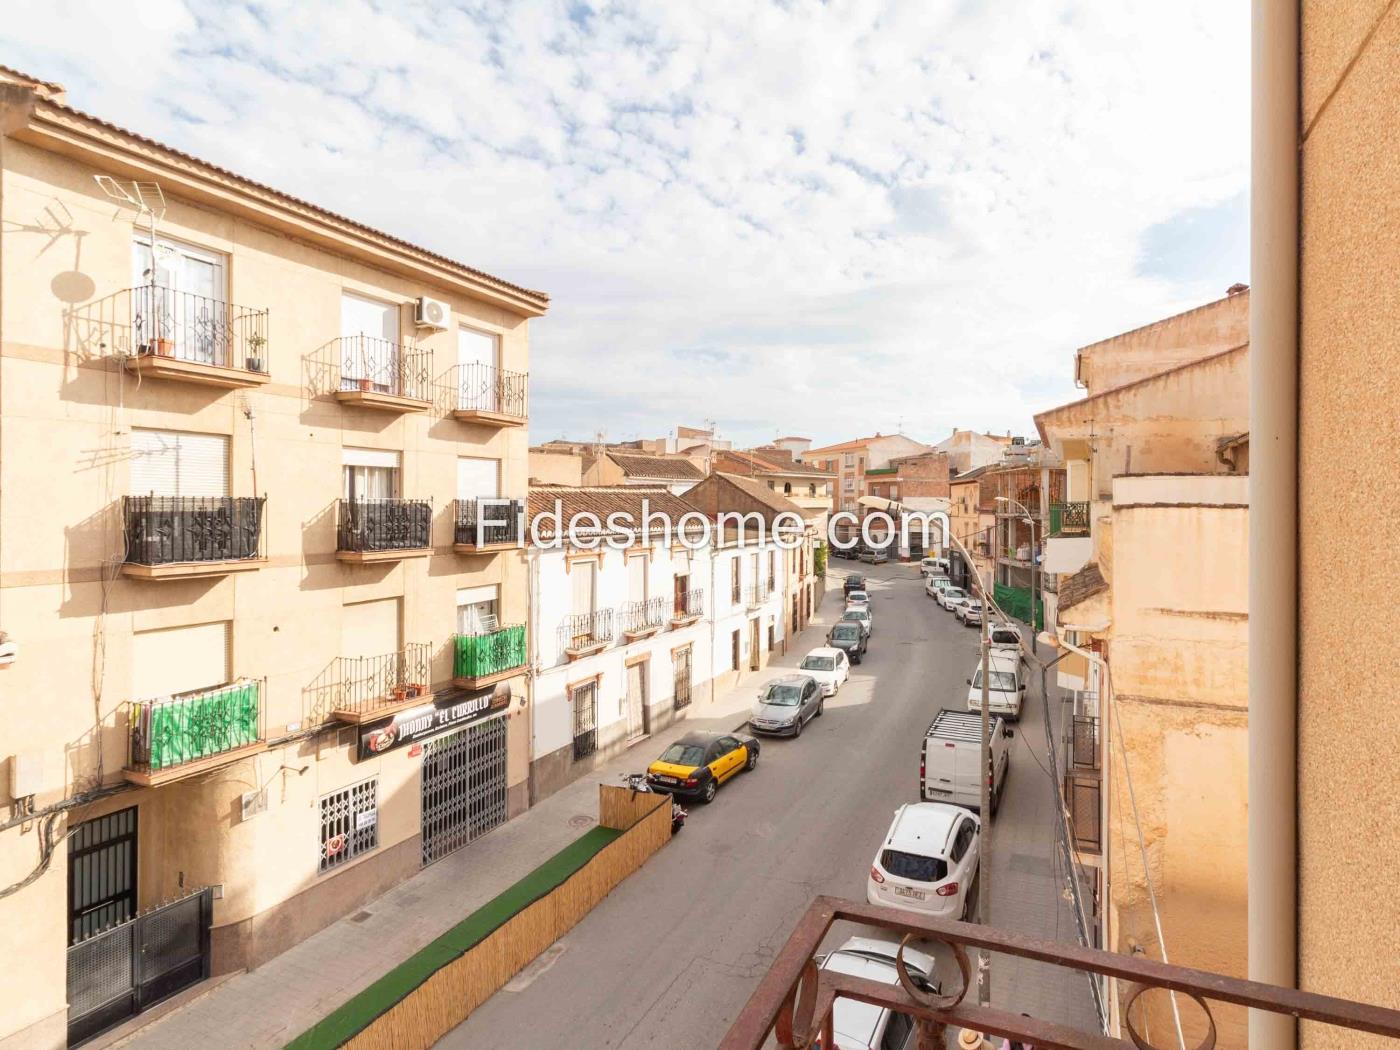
[105, 585, 845, 1050]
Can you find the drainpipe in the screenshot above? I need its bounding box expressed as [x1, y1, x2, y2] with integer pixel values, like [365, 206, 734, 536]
[1249, 1, 1299, 1047]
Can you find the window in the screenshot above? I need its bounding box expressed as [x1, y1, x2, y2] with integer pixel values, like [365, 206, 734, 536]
[340, 292, 399, 392]
[132, 621, 230, 698]
[673, 572, 690, 615]
[843, 453, 855, 468]
[342, 597, 401, 660]
[627, 554, 648, 603]
[880, 849, 947, 883]
[343, 448, 400, 501]
[730, 559, 741, 604]
[131, 429, 229, 497]
[572, 680, 598, 759]
[731, 630, 741, 671]
[457, 457, 500, 501]
[950, 820, 975, 862]
[890, 484, 899, 498]
[319, 778, 378, 873]
[767, 622, 775, 651]
[673, 646, 693, 709]
[572, 559, 597, 616]
[808, 483, 816, 496]
[880, 1012, 914, 1050]
[783, 482, 792, 494]
[767, 550, 775, 589]
[132, 236, 229, 365]
[457, 585, 499, 635]
[457, 326, 501, 411]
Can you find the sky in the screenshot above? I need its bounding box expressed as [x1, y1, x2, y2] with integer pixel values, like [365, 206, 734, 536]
[2, 1, 1249, 448]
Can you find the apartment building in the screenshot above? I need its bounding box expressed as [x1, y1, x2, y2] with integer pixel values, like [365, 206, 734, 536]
[806, 433, 931, 513]
[526, 489, 712, 800]
[1035, 290, 1250, 1045]
[932, 428, 1013, 473]
[947, 466, 996, 593]
[710, 447, 835, 536]
[0, 72, 544, 1048]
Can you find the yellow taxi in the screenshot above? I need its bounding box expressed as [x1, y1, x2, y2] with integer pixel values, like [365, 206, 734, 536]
[644, 730, 760, 803]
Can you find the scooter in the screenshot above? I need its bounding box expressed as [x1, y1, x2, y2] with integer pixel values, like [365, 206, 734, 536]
[621, 772, 687, 834]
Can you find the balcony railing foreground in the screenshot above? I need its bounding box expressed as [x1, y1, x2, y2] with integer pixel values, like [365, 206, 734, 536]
[336, 335, 434, 403]
[332, 643, 432, 721]
[451, 361, 528, 422]
[720, 896, 1400, 1050]
[620, 596, 668, 638]
[130, 283, 269, 374]
[453, 625, 526, 684]
[1051, 501, 1091, 537]
[673, 587, 704, 623]
[127, 679, 264, 778]
[559, 609, 614, 656]
[453, 498, 524, 549]
[123, 496, 266, 569]
[337, 498, 432, 554]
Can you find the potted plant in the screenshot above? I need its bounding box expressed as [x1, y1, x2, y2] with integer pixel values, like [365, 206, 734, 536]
[153, 337, 175, 357]
[358, 376, 373, 391]
[245, 333, 266, 373]
[393, 685, 409, 702]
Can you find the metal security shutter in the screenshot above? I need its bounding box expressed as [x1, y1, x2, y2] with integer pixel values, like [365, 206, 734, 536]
[342, 598, 400, 660]
[130, 430, 229, 498]
[456, 458, 499, 500]
[132, 622, 230, 698]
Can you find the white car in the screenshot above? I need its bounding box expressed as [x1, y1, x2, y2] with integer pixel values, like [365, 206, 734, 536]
[923, 575, 951, 599]
[868, 802, 980, 922]
[818, 937, 939, 1050]
[919, 557, 950, 577]
[845, 590, 871, 609]
[958, 600, 984, 627]
[797, 646, 850, 697]
[938, 586, 969, 612]
[840, 606, 873, 638]
[987, 622, 1022, 650]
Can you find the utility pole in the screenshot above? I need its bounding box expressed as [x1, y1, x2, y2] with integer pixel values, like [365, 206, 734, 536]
[977, 584, 992, 1006]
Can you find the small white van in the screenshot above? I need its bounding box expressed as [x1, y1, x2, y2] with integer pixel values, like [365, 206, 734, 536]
[919, 708, 1011, 814]
[966, 650, 1025, 720]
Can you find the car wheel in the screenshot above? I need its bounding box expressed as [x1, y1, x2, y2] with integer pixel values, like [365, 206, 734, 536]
[792, 716, 803, 739]
[816, 698, 825, 718]
[746, 748, 759, 772]
[702, 778, 718, 803]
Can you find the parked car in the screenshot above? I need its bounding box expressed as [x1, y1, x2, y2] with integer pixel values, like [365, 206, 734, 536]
[958, 600, 984, 627]
[843, 574, 868, 596]
[750, 674, 824, 737]
[827, 621, 868, 664]
[645, 730, 759, 803]
[967, 650, 1026, 720]
[867, 802, 981, 921]
[798, 647, 850, 696]
[920, 708, 1012, 814]
[936, 586, 968, 611]
[817, 937, 939, 1050]
[988, 622, 1022, 650]
[924, 575, 952, 599]
[859, 547, 889, 564]
[841, 606, 873, 638]
[919, 556, 950, 577]
[845, 589, 871, 608]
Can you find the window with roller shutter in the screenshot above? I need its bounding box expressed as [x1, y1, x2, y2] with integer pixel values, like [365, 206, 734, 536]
[130, 429, 229, 497]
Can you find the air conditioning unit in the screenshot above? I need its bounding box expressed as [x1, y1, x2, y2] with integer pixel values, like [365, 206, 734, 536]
[415, 296, 451, 331]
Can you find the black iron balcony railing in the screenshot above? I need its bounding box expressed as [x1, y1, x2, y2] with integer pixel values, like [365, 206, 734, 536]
[1050, 500, 1091, 537]
[721, 896, 1400, 1050]
[453, 498, 524, 548]
[333, 643, 432, 719]
[620, 597, 668, 637]
[124, 496, 266, 566]
[337, 498, 432, 553]
[452, 361, 528, 419]
[337, 335, 433, 402]
[559, 610, 614, 653]
[131, 284, 269, 372]
[673, 587, 704, 621]
[127, 679, 264, 774]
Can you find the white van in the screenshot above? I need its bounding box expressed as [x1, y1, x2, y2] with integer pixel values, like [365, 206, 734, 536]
[919, 556, 950, 577]
[966, 650, 1025, 720]
[919, 708, 1011, 814]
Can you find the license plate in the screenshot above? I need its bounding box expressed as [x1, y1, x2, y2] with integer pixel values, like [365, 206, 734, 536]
[655, 775, 677, 785]
[894, 885, 927, 901]
[929, 788, 952, 796]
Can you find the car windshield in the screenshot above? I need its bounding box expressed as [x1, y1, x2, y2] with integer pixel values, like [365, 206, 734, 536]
[881, 849, 948, 883]
[972, 669, 1017, 691]
[801, 656, 837, 671]
[848, 591, 868, 601]
[966, 602, 982, 611]
[844, 610, 869, 621]
[831, 625, 860, 641]
[658, 743, 707, 766]
[946, 589, 965, 599]
[762, 684, 803, 706]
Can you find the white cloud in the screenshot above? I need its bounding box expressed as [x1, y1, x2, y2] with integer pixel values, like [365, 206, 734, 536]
[1, 0, 1249, 445]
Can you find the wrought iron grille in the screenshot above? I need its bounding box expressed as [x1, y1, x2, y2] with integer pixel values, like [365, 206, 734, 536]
[319, 777, 379, 873]
[334, 643, 432, 717]
[127, 679, 263, 773]
[337, 335, 433, 401]
[1065, 770, 1102, 855]
[130, 284, 268, 372]
[68, 808, 137, 946]
[1070, 714, 1100, 770]
[453, 361, 528, 419]
[453, 497, 524, 547]
[421, 715, 509, 865]
[123, 495, 265, 565]
[1050, 500, 1091, 536]
[336, 497, 432, 552]
[673, 646, 693, 709]
[620, 596, 668, 635]
[453, 625, 526, 680]
[673, 587, 704, 620]
[559, 609, 614, 652]
[572, 681, 598, 759]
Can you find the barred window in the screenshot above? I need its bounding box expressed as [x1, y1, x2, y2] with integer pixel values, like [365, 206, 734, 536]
[319, 778, 379, 873]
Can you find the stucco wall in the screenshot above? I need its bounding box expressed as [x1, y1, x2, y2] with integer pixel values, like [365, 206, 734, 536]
[1299, 2, 1400, 1044]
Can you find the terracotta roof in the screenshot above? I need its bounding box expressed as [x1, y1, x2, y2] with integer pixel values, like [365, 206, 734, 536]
[5, 82, 547, 310]
[606, 453, 705, 481]
[714, 473, 806, 517]
[0, 64, 64, 94]
[805, 436, 879, 455]
[714, 449, 833, 477]
[527, 487, 699, 540]
[1059, 562, 1108, 611]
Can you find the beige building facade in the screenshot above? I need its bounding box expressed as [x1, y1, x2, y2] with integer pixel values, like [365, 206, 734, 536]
[0, 74, 544, 1047]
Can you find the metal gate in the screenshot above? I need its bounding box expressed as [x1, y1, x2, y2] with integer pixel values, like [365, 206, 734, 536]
[66, 888, 212, 1046]
[673, 647, 692, 710]
[573, 681, 598, 759]
[625, 660, 648, 741]
[69, 807, 137, 945]
[421, 715, 508, 865]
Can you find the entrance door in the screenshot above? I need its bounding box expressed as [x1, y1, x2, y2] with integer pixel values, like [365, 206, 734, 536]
[749, 619, 760, 671]
[133, 238, 228, 365]
[341, 292, 399, 393]
[626, 660, 649, 741]
[69, 807, 137, 945]
[420, 716, 508, 865]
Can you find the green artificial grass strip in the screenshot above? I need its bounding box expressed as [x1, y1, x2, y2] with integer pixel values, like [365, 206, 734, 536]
[286, 825, 623, 1050]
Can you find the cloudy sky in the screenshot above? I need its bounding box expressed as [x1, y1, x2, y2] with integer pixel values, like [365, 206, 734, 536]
[3, 1, 1248, 448]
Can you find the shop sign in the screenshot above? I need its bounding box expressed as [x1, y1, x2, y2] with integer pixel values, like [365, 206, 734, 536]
[357, 683, 511, 760]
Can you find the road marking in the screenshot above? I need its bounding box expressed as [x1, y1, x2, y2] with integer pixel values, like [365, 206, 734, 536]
[504, 939, 569, 992]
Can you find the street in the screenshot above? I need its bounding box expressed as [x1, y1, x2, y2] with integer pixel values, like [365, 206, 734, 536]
[442, 562, 1099, 1048]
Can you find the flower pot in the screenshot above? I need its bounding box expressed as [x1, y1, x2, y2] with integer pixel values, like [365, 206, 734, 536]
[358, 377, 373, 392]
[393, 686, 409, 702]
[245, 356, 264, 373]
[153, 338, 175, 357]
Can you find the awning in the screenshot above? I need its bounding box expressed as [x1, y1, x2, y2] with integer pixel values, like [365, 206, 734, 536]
[857, 495, 903, 513]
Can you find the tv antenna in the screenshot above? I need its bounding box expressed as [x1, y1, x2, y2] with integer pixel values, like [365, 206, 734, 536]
[94, 176, 167, 269]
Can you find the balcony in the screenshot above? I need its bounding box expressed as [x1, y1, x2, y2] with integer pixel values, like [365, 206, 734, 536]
[620, 597, 668, 641]
[125, 284, 270, 389]
[720, 896, 1400, 1050]
[124, 679, 265, 786]
[453, 498, 524, 554]
[559, 610, 614, 660]
[332, 336, 434, 412]
[121, 496, 267, 580]
[671, 587, 704, 627]
[330, 643, 432, 723]
[452, 625, 527, 689]
[450, 362, 528, 427]
[743, 583, 773, 610]
[336, 498, 432, 563]
[1050, 500, 1090, 537]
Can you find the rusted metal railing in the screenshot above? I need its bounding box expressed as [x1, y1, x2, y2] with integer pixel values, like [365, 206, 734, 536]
[719, 896, 1400, 1050]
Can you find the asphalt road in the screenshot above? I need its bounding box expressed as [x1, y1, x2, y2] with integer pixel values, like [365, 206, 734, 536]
[440, 563, 1097, 1048]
